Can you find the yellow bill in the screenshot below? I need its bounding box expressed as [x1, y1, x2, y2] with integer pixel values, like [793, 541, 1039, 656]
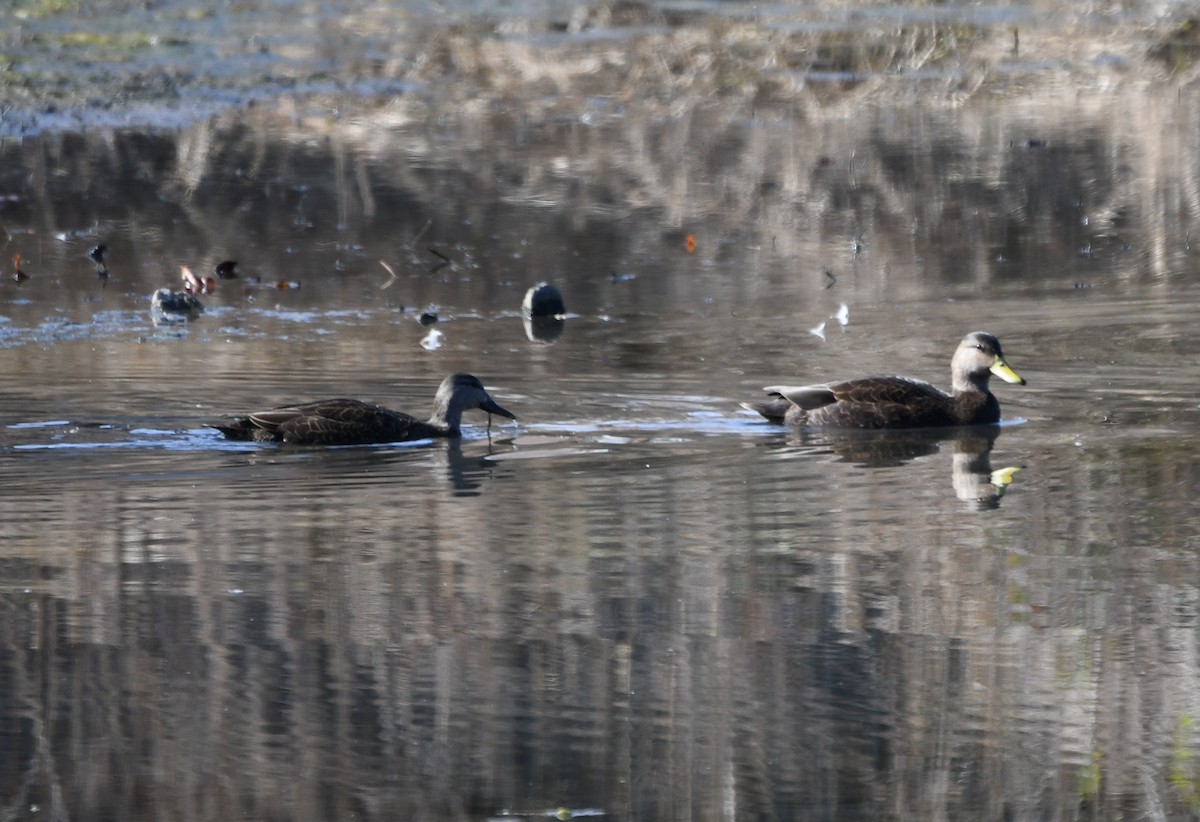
[990, 356, 1026, 385]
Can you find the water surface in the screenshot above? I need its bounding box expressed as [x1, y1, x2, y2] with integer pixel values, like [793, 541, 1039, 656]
[2, 54, 1200, 822]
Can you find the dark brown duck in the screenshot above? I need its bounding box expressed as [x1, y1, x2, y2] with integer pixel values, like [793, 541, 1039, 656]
[745, 331, 1026, 429]
[214, 372, 516, 445]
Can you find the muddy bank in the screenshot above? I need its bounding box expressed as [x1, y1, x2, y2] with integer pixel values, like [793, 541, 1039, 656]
[2, 0, 1200, 136]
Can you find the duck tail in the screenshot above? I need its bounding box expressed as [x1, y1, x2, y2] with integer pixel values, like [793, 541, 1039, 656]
[741, 400, 793, 424]
[212, 419, 263, 441]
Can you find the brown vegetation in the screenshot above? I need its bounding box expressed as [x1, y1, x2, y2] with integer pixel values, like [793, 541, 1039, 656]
[1, 0, 1198, 134]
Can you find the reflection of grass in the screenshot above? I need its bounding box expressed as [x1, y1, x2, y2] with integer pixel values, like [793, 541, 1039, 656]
[1170, 715, 1200, 812]
[3, 0, 80, 17]
[50, 30, 160, 51]
[1149, 17, 1200, 74]
[1077, 750, 1101, 804]
[806, 24, 984, 76]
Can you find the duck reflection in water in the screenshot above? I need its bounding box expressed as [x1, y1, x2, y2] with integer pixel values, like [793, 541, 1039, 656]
[784, 426, 1022, 510]
[744, 331, 1027, 507]
[436, 437, 515, 494]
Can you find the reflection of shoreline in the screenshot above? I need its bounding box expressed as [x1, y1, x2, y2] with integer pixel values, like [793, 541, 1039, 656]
[787, 426, 1021, 509]
[0, 414, 1193, 820]
[5, 81, 1185, 317]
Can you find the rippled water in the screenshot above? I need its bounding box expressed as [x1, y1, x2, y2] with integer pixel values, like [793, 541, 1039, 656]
[2, 79, 1200, 820]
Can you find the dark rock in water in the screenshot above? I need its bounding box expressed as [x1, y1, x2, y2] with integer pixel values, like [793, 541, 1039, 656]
[522, 282, 565, 318]
[150, 288, 204, 322]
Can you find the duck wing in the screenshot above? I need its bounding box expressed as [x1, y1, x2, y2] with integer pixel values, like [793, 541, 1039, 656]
[827, 376, 948, 407]
[767, 377, 957, 428]
[249, 398, 427, 445]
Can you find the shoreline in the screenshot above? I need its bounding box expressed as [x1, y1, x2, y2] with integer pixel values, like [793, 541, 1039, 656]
[2, 1, 1198, 137]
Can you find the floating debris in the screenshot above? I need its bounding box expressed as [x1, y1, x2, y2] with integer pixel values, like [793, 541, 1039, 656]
[488, 805, 606, 820]
[379, 260, 398, 289]
[809, 320, 827, 341]
[834, 303, 849, 326]
[403, 219, 451, 276]
[420, 328, 445, 350]
[685, 233, 697, 253]
[150, 288, 204, 322]
[418, 306, 439, 326]
[11, 252, 28, 283]
[87, 244, 110, 286]
[181, 265, 216, 295]
[214, 260, 239, 279]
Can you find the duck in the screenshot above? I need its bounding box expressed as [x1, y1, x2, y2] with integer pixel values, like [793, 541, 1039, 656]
[213, 373, 516, 445]
[744, 331, 1026, 429]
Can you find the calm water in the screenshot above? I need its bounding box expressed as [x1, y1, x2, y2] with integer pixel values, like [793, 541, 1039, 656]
[2, 82, 1200, 820]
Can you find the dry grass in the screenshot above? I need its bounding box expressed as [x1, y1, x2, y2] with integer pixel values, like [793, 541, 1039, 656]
[367, 0, 1194, 117]
[2, 0, 1198, 135]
